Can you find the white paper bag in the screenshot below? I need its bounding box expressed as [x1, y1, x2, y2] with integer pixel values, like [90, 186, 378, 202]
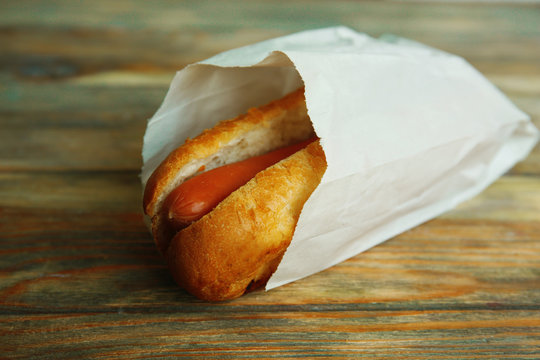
[141, 26, 539, 290]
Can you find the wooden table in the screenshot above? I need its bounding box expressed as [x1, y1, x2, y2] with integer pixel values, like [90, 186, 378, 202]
[2, 1, 539, 358]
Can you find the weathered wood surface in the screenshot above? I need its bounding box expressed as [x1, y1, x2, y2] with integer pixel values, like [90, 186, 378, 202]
[1, 1, 539, 358]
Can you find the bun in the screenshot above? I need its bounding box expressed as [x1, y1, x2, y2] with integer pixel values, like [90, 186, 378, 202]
[143, 88, 327, 301]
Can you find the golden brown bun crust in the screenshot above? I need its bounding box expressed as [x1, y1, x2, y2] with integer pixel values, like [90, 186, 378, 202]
[143, 87, 308, 218]
[166, 141, 327, 301]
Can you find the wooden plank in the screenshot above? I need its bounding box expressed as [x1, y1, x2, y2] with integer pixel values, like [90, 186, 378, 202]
[0, 116, 147, 171]
[1, 310, 539, 359]
[1, 67, 538, 115]
[2, 1, 539, 37]
[0, 79, 538, 172]
[2, 214, 539, 308]
[2, 2, 540, 81]
[0, 76, 164, 171]
[1, 172, 538, 310]
[2, 23, 540, 82]
[0, 171, 141, 213]
[1, 171, 539, 228]
[3, 24, 540, 72]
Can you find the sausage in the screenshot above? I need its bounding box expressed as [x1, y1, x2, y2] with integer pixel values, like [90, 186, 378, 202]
[164, 137, 317, 230]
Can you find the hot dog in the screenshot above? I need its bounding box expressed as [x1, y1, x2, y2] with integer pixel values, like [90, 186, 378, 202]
[164, 136, 317, 231]
[143, 88, 327, 301]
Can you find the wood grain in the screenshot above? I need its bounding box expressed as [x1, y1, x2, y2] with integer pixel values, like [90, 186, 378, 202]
[1, 1, 539, 358]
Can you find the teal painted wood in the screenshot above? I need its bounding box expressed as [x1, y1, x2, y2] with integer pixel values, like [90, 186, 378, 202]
[1, 1, 539, 358]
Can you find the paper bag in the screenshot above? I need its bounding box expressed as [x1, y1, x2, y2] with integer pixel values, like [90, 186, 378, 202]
[141, 26, 539, 290]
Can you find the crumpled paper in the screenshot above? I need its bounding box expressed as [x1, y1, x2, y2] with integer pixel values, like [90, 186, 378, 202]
[141, 26, 539, 290]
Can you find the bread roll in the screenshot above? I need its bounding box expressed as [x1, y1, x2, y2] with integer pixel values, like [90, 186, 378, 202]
[143, 88, 327, 301]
